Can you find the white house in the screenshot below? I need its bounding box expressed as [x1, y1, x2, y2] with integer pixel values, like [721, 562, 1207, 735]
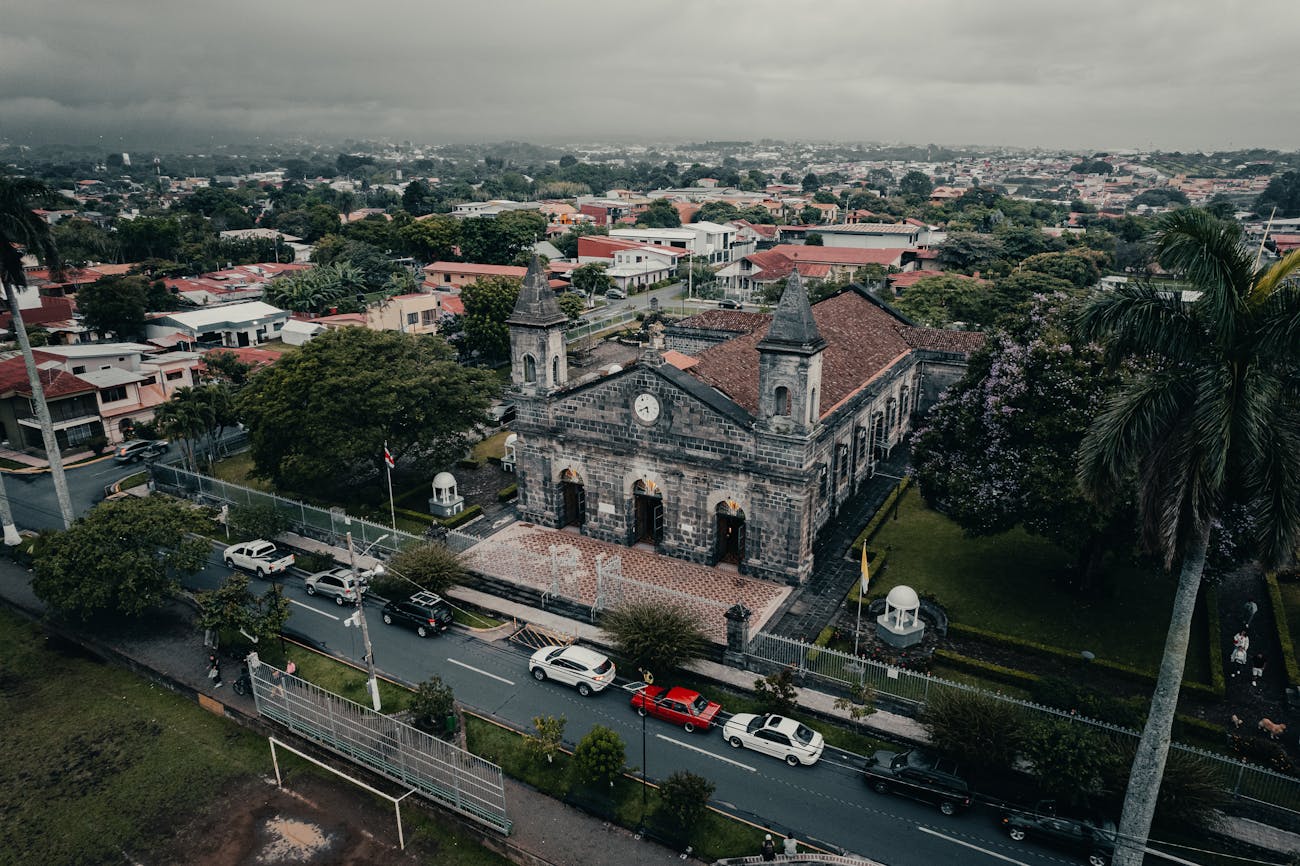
[146, 301, 291, 349]
[610, 221, 740, 264]
[807, 223, 922, 249]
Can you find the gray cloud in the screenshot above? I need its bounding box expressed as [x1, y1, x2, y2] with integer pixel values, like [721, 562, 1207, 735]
[4, 0, 1298, 150]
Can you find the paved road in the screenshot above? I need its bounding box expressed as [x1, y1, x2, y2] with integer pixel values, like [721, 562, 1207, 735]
[4, 456, 144, 530]
[193, 551, 1073, 866]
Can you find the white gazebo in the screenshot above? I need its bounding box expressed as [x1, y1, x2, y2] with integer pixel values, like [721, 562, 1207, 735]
[876, 584, 926, 648]
[502, 433, 518, 473]
[428, 471, 465, 518]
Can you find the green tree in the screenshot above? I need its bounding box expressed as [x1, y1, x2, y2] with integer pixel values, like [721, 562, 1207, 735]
[1020, 720, 1113, 807]
[891, 273, 988, 328]
[227, 503, 291, 540]
[804, 232, 823, 245]
[921, 688, 1024, 774]
[571, 262, 613, 301]
[936, 232, 1006, 274]
[32, 496, 211, 623]
[76, 275, 149, 338]
[1255, 170, 1300, 217]
[1102, 747, 1230, 832]
[636, 199, 682, 228]
[753, 669, 799, 715]
[801, 172, 820, 192]
[459, 274, 521, 361]
[1020, 250, 1102, 289]
[1074, 209, 1300, 866]
[410, 675, 456, 733]
[398, 214, 461, 263]
[602, 601, 707, 675]
[833, 683, 877, 732]
[694, 201, 739, 223]
[200, 350, 254, 386]
[196, 572, 290, 650]
[657, 771, 715, 834]
[154, 384, 236, 472]
[525, 715, 567, 765]
[371, 542, 464, 598]
[899, 170, 933, 200]
[116, 216, 183, 260]
[552, 223, 607, 259]
[571, 725, 625, 789]
[557, 292, 586, 320]
[459, 210, 548, 264]
[798, 205, 822, 225]
[52, 217, 117, 266]
[237, 329, 496, 499]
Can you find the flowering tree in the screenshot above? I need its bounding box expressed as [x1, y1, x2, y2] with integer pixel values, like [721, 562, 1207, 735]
[911, 293, 1130, 593]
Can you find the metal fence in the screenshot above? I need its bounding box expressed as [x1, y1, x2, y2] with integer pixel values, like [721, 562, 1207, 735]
[747, 630, 1300, 818]
[247, 655, 511, 834]
[149, 462, 418, 559]
[564, 309, 638, 345]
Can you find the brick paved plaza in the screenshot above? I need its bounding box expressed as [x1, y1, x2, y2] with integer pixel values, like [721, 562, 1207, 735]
[463, 523, 791, 643]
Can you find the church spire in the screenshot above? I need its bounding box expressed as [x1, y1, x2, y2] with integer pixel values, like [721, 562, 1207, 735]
[506, 255, 566, 327]
[758, 268, 826, 355]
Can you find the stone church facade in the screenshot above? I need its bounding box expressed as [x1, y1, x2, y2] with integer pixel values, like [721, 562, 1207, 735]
[507, 258, 981, 585]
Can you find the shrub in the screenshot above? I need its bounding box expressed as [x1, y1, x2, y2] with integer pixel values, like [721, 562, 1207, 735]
[131, 421, 161, 440]
[753, 669, 800, 716]
[1019, 719, 1114, 806]
[372, 542, 464, 598]
[294, 551, 336, 574]
[1228, 733, 1295, 774]
[602, 601, 708, 676]
[849, 477, 912, 557]
[922, 687, 1024, 773]
[1266, 572, 1300, 688]
[439, 504, 483, 529]
[571, 725, 625, 789]
[228, 503, 291, 540]
[85, 434, 109, 455]
[657, 771, 715, 834]
[410, 675, 455, 734]
[497, 484, 518, 502]
[1103, 745, 1231, 830]
[1030, 676, 1145, 729]
[525, 715, 566, 765]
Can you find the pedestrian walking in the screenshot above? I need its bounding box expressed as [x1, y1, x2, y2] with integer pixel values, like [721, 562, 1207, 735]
[1244, 598, 1259, 629]
[285, 659, 297, 677]
[1252, 652, 1268, 686]
[208, 656, 223, 688]
[760, 834, 776, 862]
[1231, 631, 1250, 675]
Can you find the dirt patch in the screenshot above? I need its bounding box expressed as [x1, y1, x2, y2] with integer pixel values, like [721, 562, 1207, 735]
[149, 774, 427, 866]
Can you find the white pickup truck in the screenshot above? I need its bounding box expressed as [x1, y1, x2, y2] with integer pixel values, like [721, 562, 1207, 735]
[223, 540, 295, 577]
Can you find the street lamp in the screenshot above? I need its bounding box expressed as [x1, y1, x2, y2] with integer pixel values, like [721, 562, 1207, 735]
[632, 668, 654, 831]
[345, 531, 387, 711]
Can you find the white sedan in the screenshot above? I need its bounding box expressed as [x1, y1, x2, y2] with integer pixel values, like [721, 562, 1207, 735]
[722, 713, 825, 767]
[528, 645, 616, 697]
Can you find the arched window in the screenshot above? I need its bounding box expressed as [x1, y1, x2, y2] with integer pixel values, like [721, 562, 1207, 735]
[551, 356, 560, 384]
[774, 386, 791, 416]
[809, 387, 819, 422]
[523, 354, 536, 383]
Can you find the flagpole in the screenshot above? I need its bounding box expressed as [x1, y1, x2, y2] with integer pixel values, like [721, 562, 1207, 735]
[385, 441, 397, 533]
[854, 545, 869, 658]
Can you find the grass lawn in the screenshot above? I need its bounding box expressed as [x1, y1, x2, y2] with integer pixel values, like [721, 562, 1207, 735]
[463, 714, 765, 861]
[473, 429, 511, 463]
[210, 451, 273, 491]
[275, 639, 415, 712]
[870, 487, 1210, 682]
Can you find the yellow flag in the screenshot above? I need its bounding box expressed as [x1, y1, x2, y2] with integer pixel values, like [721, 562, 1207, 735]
[860, 546, 870, 595]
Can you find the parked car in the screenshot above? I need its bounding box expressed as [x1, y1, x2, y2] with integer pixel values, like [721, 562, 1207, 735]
[528, 644, 616, 696]
[863, 749, 972, 816]
[721, 713, 824, 767]
[718, 298, 743, 309]
[1000, 800, 1116, 866]
[304, 567, 366, 605]
[223, 540, 295, 578]
[486, 402, 517, 426]
[114, 439, 168, 463]
[382, 591, 453, 638]
[629, 685, 721, 733]
[605, 288, 626, 300]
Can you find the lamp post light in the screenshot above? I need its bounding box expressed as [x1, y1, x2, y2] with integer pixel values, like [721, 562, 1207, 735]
[346, 531, 388, 712]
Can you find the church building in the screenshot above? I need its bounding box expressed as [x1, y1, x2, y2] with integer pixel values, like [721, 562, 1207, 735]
[507, 257, 981, 585]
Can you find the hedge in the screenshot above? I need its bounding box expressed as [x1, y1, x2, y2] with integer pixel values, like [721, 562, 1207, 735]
[1265, 571, 1300, 689]
[497, 484, 518, 502]
[947, 621, 1221, 700]
[1205, 583, 1225, 695]
[849, 476, 912, 558]
[439, 504, 483, 529]
[393, 506, 435, 527]
[933, 649, 1041, 690]
[808, 625, 836, 664]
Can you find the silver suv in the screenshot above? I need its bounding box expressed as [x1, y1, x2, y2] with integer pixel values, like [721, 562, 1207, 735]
[304, 567, 366, 605]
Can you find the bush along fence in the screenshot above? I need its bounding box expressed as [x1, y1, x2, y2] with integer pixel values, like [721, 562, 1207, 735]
[744, 629, 1300, 820]
[1265, 572, 1300, 709]
[849, 476, 912, 559]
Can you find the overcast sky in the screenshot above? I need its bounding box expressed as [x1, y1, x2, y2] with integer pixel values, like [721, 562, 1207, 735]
[5, 0, 1297, 152]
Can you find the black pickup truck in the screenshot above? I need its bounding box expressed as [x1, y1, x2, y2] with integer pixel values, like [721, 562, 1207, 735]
[863, 749, 972, 816]
[1000, 800, 1117, 866]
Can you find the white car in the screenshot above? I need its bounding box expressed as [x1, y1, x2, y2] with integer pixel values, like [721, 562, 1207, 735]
[722, 713, 825, 767]
[223, 540, 295, 578]
[528, 645, 616, 696]
[304, 567, 366, 606]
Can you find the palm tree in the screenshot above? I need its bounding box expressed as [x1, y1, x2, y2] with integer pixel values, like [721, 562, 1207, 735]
[0, 175, 74, 528]
[155, 387, 213, 473]
[1075, 209, 1300, 866]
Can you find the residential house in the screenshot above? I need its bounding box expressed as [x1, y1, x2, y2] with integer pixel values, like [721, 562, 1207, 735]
[421, 262, 568, 292]
[717, 245, 913, 300]
[0, 351, 101, 452]
[146, 301, 291, 349]
[609, 221, 739, 264]
[808, 222, 922, 249]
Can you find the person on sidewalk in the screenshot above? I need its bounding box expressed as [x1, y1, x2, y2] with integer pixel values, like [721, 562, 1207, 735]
[1244, 598, 1259, 629]
[207, 654, 223, 688]
[760, 833, 776, 862]
[1231, 631, 1250, 674]
[1252, 652, 1267, 686]
[783, 836, 799, 856]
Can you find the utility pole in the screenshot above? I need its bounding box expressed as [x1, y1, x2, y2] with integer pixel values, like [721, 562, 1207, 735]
[347, 531, 382, 711]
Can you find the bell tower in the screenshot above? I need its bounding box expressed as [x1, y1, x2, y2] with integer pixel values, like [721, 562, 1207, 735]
[506, 256, 568, 395]
[757, 269, 826, 436]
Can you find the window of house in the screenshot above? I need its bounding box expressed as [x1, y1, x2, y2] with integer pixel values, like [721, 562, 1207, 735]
[406, 312, 418, 325]
[165, 370, 184, 381]
[443, 274, 452, 283]
[100, 385, 128, 403]
[72, 365, 86, 374]
[421, 309, 436, 325]
[774, 386, 791, 416]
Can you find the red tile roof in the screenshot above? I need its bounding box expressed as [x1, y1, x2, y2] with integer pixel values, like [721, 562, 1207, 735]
[687, 290, 979, 420]
[0, 296, 75, 329]
[769, 245, 908, 266]
[0, 353, 95, 398]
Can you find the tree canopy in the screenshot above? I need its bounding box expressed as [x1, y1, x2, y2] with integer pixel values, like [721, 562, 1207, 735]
[458, 211, 548, 264]
[636, 198, 682, 228]
[459, 275, 521, 362]
[236, 328, 497, 498]
[1255, 170, 1300, 218]
[32, 496, 211, 623]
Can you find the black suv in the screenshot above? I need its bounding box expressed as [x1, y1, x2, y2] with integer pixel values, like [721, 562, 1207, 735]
[114, 439, 168, 463]
[381, 591, 453, 638]
[1001, 800, 1116, 866]
[863, 749, 972, 816]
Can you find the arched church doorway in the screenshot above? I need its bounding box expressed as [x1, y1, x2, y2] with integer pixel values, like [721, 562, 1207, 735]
[714, 499, 746, 565]
[633, 479, 664, 545]
[559, 468, 586, 528]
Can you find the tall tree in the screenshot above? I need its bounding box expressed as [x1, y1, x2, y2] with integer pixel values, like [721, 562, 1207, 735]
[1254, 170, 1300, 218]
[0, 175, 74, 527]
[77, 275, 150, 338]
[1074, 209, 1300, 865]
[459, 275, 521, 362]
[635, 199, 682, 228]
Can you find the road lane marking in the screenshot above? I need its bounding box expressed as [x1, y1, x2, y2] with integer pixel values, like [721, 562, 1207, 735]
[916, 827, 1031, 865]
[447, 657, 515, 685]
[655, 734, 756, 772]
[288, 599, 340, 620]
